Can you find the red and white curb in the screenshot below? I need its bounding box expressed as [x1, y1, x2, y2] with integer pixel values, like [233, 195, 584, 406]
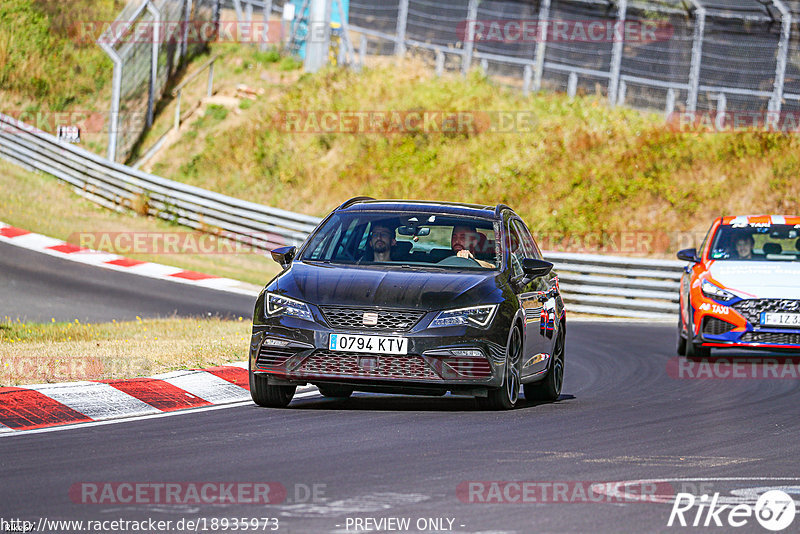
[0, 363, 318, 434]
[0, 221, 260, 297]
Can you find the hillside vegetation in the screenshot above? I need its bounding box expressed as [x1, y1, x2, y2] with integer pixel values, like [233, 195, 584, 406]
[0, 0, 122, 110]
[147, 51, 800, 249]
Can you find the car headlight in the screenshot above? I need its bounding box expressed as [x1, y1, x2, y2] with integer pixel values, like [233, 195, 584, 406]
[429, 305, 498, 328]
[265, 292, 313, 321]
[701, 280, 735, 301]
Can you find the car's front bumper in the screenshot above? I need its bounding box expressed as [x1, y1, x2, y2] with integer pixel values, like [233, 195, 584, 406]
[691, 297, 800, 351]
[248, 315, 509, 393]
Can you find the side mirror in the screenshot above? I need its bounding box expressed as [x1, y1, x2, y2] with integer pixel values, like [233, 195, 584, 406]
[522, 258, 553, 278]
[677, 248, 700, 263]
[271, 246, 296, 270]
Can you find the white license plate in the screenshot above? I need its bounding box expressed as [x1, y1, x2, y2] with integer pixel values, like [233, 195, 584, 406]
[329, 333, 407, 354]
[761, 312, 800, 327]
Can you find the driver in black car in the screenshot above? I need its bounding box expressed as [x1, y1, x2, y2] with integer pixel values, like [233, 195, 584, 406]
[451, 225, 495, 268]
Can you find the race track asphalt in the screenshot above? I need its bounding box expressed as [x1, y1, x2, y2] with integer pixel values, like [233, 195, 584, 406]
[2, 243, 799, 533]
[2, 321, 799, 533]
[0, 241, 256, 322]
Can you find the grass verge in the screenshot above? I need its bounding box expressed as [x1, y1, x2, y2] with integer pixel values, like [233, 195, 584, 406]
[0, 316, 250, 386]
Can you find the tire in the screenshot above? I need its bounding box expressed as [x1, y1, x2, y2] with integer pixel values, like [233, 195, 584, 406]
[684, 298, 710, 360]
[250, 371, 296, 408]
[478, 325, 522, 410]
[317, 384, 353, 398]
[524, 324, 565, 402]
[676, 318, 687, 356]
[685, 339, 711, 360]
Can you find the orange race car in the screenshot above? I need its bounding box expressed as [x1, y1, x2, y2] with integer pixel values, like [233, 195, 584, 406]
[677, 215, 800, 358]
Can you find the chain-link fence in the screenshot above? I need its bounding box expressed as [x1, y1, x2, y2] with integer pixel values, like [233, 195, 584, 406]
[99, 0, 220, 163]
[228, 0, 800, 121]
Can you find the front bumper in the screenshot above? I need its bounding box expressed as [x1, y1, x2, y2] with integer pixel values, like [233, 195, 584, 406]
[692, 297, 800, 351]
[248, 315, 509, 392]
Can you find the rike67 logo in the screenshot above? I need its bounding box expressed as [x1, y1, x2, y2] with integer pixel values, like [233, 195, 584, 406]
[668, 490, 796, 531]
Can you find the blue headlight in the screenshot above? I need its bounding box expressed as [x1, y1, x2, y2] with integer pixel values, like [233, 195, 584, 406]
[265, 292, 313, 321]
[430, 305, 498, 328]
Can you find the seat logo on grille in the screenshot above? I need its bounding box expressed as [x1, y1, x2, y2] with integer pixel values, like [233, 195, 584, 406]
[362, 312, 379, 326]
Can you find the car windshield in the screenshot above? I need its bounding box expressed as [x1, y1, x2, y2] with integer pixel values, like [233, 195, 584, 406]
[709, 223, 800, 261]
[298, 210, 501, 270]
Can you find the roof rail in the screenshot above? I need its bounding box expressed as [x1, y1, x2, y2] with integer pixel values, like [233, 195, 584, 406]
[337, 196, 376, 210]
[495, 204, 512, 217]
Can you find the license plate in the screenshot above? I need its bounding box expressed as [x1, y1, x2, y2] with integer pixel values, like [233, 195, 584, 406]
[760, 312, 800, 327]
[329, 333, 407, 354]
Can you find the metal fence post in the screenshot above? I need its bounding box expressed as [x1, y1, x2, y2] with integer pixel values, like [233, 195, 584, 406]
[146, 1, 161, 128]
[567, 72, 578, 98]
[99, 43, 122, 162]
[715, 92, 726, 130]
[461, 0, 479, 75]
[174, 90, 183, 131]
[181, 0, 193, 59]
[533, 0, 551, 91]
[770, 0, 791, 113]
[304, 0, 332, 72]
[395, 0, 409, 57]
[207, 59, 215, 97]
[261, 0, 274, 51]
[607, 0, 627, 107]
[232, 0, 244, 22]
[523, 64, 532, 96]
[359, 34, 368, 69]
[333, 0, 355, 66]
[686, 0, 706, 114]
[435, 50, 445, 77]
[665, 87, 676, 117]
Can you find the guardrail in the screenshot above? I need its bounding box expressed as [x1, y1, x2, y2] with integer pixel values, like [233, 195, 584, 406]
[0, 112, 320, 251]
[544, 252, 682, 320]
[0, 112, 682, 319]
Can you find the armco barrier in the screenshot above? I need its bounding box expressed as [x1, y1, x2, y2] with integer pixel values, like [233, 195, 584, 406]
[0, 112, 681, 319]
[0, 113, 319, 251]
[546, 252, 682, 319]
